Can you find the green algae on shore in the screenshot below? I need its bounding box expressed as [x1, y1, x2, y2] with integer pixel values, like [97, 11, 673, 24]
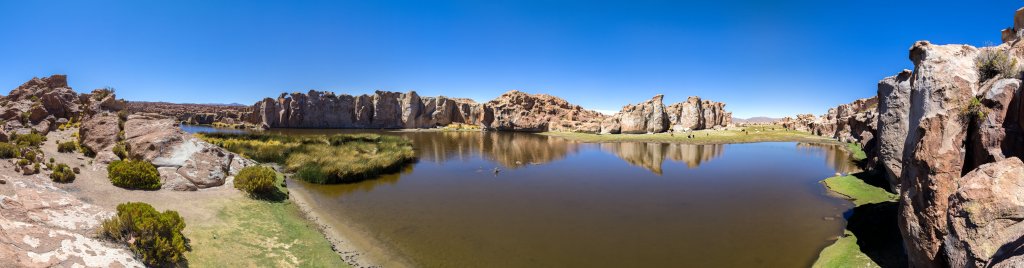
[813, 230, 880, 268]
[815, 173, 902, 268]
[821, 174, 896, 206]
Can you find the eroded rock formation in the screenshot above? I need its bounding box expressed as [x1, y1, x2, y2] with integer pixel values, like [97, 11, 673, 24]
[239, 89, 604, 132]
[0, 75, 81, 136]
[801, 8, 1024, 267]
[945, 157, 1024, 268]
[601, 95, 732, 134]
[123, 113, 255, 190]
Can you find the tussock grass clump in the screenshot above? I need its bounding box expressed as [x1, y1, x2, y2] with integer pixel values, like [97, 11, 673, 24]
[0, 143, 19, 158]
[13, 133, 44, 147]
[200, 133, 416, 184]
[234, 166, 277, 195]
[57, 140, 78, 153]
[199, 133, 302, 163]
[977, 49, 1019, 82]
[108, 160, 161, 190]
[50, 163, 76, 183]
[101, 202, 188, 267]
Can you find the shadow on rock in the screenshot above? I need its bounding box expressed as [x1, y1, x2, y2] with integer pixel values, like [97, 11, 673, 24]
[846, 201, 907, 268]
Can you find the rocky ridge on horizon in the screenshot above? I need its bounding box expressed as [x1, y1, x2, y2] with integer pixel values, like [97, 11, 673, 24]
[127, 101, 248, 125]
[233, 89, 731, 133]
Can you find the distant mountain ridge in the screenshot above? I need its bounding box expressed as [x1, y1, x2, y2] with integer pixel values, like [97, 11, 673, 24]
[731, 116, 781, 124]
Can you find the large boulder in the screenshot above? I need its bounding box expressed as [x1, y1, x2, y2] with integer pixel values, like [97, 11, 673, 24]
[877, 70, 914, 191]
[945, 157, 1024, 267]
[123, 113, 186, 161]
[78, 112, 121, 163]
[898, 41, 980, 267]
[667, 96, 704, 130]
[124, 113, 252, 190]
[616, 95, 668, 134]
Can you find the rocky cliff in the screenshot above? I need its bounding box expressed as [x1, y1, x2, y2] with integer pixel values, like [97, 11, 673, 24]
[238, 89, 608, 133]
[600, 95, 731, 134]
[797, 7, 1024, 267]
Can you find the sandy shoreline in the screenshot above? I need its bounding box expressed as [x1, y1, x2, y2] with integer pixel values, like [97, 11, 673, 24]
[287, 178, 413, 268]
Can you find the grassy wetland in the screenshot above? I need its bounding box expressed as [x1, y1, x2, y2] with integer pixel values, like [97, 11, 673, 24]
[198, 133, 416, 184]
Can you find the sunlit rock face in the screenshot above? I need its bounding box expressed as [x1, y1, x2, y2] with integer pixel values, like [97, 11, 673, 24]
[240, 90, 602, 133]
[945, 157, 1024, 268]
[601, 95, 731, 134]
[0, 75, 83, 136]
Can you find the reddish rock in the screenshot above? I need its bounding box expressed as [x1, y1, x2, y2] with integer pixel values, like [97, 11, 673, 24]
[946, 157, 1024, 267]
[899, 41, 980, 268]
[78, 112, 120, 163]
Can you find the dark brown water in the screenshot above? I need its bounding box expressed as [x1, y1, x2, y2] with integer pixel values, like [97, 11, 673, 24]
[186, 127, 857, 267]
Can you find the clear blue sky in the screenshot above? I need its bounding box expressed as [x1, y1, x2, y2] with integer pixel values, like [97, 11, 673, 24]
[0, 1, 1019, 118]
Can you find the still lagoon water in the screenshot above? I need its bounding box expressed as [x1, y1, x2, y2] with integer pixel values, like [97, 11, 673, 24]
[186, 126, 858, 267]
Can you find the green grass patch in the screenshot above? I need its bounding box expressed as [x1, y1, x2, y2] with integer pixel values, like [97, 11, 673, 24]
[199, 133, 416, 184]
[541, 125, 838, 145]
[846, 143, 867, 161]
[821, 175, 896, 206]
[185, 174, 348, 267]
[812, 230, 880, 268]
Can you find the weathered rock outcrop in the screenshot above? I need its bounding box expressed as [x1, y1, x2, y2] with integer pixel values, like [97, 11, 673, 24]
[77, 88, 128, 164]
[123, 113, 255, 190]
[127, 101, 248, 126]
[0, 163, 142, 267]
[241, 89, 602, 132]
[966, 77, 1024, 172]
[0, 75, 81, 136]
[899, 41, 981, 267]
[601, 95, 731, 134]
[877, 70, 913, 191]
[486, 90, 603, 132]
[945, 157, 1024, 268]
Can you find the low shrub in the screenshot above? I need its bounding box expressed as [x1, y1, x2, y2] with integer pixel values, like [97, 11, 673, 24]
[113, 142, 130, 160]
[80, 145, 96, 157]
[50, 163, 75, 183]
[100, 202, 187, 267]
[13, 133, 44, 147]
[977, 49, 1019, 82]
[23, 151, 37, 163]
[234, 166, 277, 195]
[57, 141, 78, 153]
[108, 160, 161, 190]
[0, 143, 19, 158]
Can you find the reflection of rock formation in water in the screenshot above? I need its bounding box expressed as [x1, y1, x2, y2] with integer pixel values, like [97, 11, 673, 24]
[795, 143, 857, 174]
[599, 143, 724, 174]
[397, 131, 579, 168]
